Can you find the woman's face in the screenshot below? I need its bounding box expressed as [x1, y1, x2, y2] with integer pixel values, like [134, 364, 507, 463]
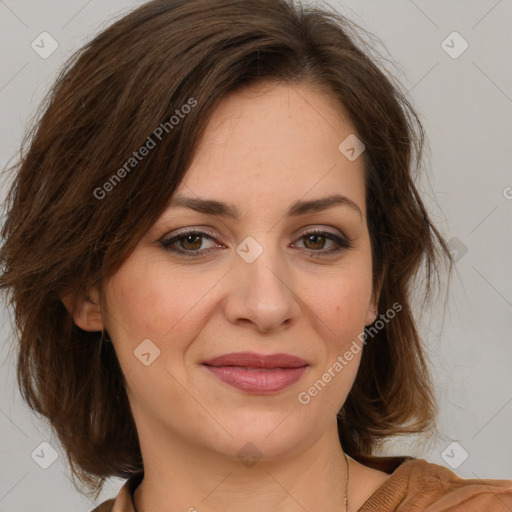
[99, 81, 377, 462]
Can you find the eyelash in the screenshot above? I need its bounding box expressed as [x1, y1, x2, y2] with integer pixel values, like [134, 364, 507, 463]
[160, 228, 351, 258]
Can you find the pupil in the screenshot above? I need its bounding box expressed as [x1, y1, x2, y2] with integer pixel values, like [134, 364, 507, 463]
[307, 235, 324, 249]
[183, 234, 201, 249]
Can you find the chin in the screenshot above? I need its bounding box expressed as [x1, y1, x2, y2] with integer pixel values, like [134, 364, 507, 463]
[200, 411, 315, 463]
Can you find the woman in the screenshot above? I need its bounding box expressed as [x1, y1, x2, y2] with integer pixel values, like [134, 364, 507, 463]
[1, 0, 511, 511]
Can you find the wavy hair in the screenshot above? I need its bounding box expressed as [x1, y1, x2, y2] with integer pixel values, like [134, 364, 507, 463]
[0, 0, 452, 499]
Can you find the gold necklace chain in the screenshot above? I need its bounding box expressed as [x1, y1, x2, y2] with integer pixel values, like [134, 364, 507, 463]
[344, 450, 350, 512]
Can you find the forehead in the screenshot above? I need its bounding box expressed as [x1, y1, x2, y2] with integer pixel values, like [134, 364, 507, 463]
[176, 81, 366, 217]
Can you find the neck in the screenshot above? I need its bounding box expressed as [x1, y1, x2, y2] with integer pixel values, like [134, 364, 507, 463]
[133, 421, 349, 512]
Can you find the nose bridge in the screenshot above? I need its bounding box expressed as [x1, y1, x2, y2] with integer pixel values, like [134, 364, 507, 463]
[226, 232, 299, 331]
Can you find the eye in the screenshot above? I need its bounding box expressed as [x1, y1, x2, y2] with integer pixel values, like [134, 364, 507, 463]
[292, 229, 351, 256]
[160, 228, 351, 258]
[160, 229, 222, 257]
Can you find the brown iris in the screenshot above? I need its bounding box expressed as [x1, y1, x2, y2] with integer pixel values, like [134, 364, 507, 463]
[302, 234, 326, 250]
[179, 234, 203, 251]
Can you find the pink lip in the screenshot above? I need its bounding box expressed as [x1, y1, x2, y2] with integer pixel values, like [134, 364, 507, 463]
[202, 352, 309, 394]
[202, 351, 308, 368]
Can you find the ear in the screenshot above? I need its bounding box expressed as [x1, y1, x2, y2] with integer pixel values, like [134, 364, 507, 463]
[60, 287, 104, 332]
[365, 289, 380, 326]
[365, 270, 384, 326]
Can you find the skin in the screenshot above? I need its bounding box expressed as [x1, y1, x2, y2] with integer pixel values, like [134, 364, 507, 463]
[63, 81, 391, 512]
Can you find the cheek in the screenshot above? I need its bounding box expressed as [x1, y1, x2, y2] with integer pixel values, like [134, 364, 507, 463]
[299, 269, 369, 410]
[300, 262, 372, 343]
[104, 254, 222, 347]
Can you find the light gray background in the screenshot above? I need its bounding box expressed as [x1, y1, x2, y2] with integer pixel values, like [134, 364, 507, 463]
[0, 0, 511, 510]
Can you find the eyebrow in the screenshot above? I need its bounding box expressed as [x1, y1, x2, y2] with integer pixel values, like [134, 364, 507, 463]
[165, 193, 363, 221]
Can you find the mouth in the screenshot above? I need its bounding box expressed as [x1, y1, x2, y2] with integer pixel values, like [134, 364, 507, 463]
[201, 352, 309, 394]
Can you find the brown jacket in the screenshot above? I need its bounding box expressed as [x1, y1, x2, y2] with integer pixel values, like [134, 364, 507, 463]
[91, 456, 512, 511]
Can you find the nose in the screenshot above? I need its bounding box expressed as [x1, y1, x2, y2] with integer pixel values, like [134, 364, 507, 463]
[223, 242, 301, 333]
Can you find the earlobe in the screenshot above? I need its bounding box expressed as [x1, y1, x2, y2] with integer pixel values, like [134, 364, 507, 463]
[60, 287, 104, 332]
[365, 290, 379, 326]
[365, 305, 377, 326]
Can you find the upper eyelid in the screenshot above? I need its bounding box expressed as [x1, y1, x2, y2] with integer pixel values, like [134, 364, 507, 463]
[163, 226, 347, 243]
[164, 227, 220, 242]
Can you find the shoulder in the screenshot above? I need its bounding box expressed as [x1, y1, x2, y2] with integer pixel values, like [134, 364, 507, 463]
[89, 499, 115, 512]
[359, 457, 512, 512]
[89, 471, 143, 512]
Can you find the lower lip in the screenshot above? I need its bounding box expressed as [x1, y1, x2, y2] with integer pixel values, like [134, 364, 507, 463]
[203, 365, 308, 394]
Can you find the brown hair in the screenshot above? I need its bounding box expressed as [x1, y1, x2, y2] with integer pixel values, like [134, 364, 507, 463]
[0, 0, 453, 499]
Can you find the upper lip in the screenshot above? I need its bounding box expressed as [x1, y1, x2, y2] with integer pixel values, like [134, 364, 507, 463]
[202, 352, 308, 369]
